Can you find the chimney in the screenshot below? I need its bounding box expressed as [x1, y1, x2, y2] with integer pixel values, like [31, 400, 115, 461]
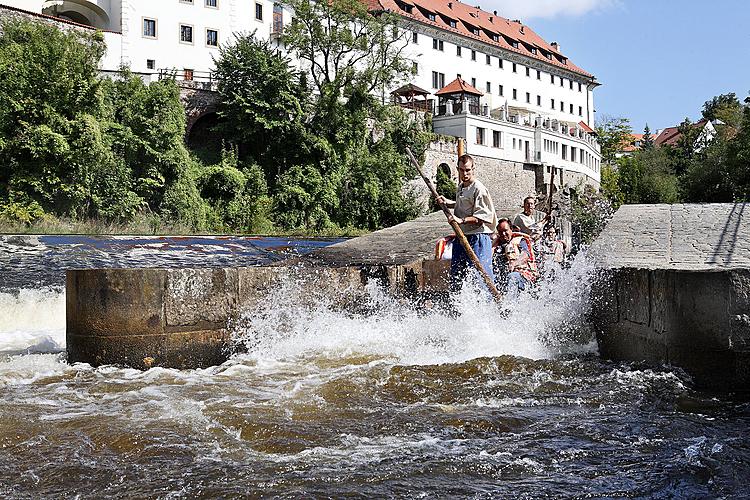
[519, 26, 524, 34]
[493, 10, 497, 15]
[448, 1, 452, 8]
[489, 16, 493, 23]
[551, 41, 560, 51]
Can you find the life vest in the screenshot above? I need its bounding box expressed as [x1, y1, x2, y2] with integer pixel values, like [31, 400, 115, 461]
[435, 235, 454, 260]
[499, 232, 539, 282]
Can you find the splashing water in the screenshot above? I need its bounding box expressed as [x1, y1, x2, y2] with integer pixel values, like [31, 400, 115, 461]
[232, 252, 600, 366]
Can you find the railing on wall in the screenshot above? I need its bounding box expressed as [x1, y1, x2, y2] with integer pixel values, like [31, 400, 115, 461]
[158, 68, 218, 91]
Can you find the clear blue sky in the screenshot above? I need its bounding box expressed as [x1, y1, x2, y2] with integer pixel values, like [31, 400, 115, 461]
[486, 0, 750, 132]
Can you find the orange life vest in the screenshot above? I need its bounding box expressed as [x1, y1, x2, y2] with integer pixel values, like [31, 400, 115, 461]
[435, 235, 454, 260]
[498, 232, 539, 282]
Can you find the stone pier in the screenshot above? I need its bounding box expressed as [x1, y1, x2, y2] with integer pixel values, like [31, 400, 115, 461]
[590, 203, 750, 390]
[66, 210, 507, 369]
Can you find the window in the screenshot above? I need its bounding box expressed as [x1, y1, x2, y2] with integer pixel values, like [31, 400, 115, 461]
[432, 38, 443, 51]
[560, 100, 564, 111]
[513, 138, 517, 149]
[578, 82, 582, 92]
[205, 0, 217, 7]
[498, 84, 503, 96]
[206, 28, 218, 46]
[255, 2, 263, 20]
[146, 59, 155, 70]
[184, 68, 194, 81]
[550, 74, 554, 84]
[525, 92, 531, 104]
[493, 130, 501, 148]
[428, 13, 436, 21]
[562, 144, 568, 160]
[142, 18, 156, 38]
[486, 81, 491, 93]
[412, 62, 418, 74]
[579, 106, 583, 116]
[537, 95, 541, 106]
[512, 63, 517, 73]
[560, 77, 564, 87]
[412, 32, 418, 43]
[525, 67, 530, 77]
[570, 103, 574, 114]
[431, 71, 445, 89]
[512, 88, 517, 100]
[569, 80, 573, 90]
[476, 127, 485, 145]
[486, 54, 491, 65]
[456, 46, 461, 56]
[537, 70, 541, 80]
[449, 20, 457, 28]
[471, 77, 476, 88]
[571, 147, 576, 162]
[180, 24, 193, 43]
[498, 58, 503, 68]
[471, 50, 476, 61]
[531, 47, 537, 54]
[550, 98, 555, 109]
[180, 0, 193, 3]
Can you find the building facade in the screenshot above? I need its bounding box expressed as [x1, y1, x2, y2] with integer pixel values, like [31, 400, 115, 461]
[2, 0, 602, 187]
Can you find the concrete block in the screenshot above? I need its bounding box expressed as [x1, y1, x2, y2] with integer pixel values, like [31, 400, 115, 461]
[618, 269, 650, 326]
[165, 268, 238, 328]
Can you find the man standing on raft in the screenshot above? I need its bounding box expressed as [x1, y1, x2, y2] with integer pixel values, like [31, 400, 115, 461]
[436, 154, 497, 290]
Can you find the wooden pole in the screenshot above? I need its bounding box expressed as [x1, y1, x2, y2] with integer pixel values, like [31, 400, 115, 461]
[406, 148, 502, 302]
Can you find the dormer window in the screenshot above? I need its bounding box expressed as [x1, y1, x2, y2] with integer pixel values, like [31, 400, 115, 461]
[428, 13, 436, 21]
[531, 47, 538, 55]
[449, 20, 457, 28]
[492, 34, 499, 41]
[472, 27, 480, 35]
[545, 53, 552, 60]
[512, 41, 519, 48]
[561, 57, 568, 65]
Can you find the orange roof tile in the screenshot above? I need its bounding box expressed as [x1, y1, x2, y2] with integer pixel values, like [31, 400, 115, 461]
[578, 120, 594, 133]
[435, 77, 483, 96]
[369, 0, 594, 79]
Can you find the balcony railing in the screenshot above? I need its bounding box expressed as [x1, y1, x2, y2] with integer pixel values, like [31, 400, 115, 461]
[392, 98, 434, 112]
[158, 68, 218, 91]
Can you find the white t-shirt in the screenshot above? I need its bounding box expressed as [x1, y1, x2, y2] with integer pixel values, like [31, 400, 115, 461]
[454, 180, 497, 235]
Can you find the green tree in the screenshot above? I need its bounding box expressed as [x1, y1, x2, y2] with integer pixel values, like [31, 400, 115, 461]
[595, 116, 632, 166]
[281, 0, 411, 109]
[642, 124, 654, 150]
[702, 92, 743, 129]
[213, 33, 310, 179]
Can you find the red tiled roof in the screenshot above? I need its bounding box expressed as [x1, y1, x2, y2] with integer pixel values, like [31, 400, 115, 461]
[578, 120, 594, 133]
[654, 120, 707, 147]
[369, 0, 594, 79]
[435, 77, 483, 96]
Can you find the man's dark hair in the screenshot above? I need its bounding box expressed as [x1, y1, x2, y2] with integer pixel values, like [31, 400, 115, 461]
[523, 196, 535, 205]
[497, 218, 513, 229]
[458, 154, 474, 168]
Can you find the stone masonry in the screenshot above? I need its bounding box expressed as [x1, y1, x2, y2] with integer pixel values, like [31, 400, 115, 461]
[590, 203, 750, 390]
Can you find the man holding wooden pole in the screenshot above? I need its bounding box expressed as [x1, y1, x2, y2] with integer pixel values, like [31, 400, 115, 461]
[436, 154, 497, 291]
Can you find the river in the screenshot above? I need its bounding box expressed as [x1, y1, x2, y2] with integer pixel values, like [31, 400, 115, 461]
[1, 235, 748, 498]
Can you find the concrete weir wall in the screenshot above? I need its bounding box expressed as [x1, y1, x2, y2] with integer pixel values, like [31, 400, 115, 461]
[66, 212, 463, 369]
[591, 203, 750, 390]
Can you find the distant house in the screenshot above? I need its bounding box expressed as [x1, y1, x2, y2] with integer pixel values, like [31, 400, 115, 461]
[653, 119, 719, 151]
[616, 133, 646, 158]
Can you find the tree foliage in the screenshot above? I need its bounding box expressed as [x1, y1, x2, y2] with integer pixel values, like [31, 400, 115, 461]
[595, 116, 633, 166]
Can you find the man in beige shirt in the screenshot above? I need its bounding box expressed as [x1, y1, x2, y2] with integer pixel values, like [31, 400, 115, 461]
[512, 196, 549, 241]
[436, 154, 497, 290]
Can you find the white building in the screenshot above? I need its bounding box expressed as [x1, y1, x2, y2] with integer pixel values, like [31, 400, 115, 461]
[2, 0, 601, 184]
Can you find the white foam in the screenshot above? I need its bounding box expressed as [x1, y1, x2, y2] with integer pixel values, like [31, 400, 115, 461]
[0, 287, 66, 353]
[233, 252, 599, 366]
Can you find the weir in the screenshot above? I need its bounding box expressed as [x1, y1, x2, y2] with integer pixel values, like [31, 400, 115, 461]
[590, 203, 750, 390]
[66, 203, 750, 391]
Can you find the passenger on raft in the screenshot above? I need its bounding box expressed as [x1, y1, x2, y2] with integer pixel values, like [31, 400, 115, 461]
[436, 154, 497, 291]
[492, 218, 539, 299]
[512, 196, 550, 241]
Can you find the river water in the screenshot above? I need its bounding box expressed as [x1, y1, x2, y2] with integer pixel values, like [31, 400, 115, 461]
[1, 235, 748, 498]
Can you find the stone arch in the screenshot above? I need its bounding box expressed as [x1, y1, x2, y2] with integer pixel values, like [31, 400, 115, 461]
[42, 0, 111, 29]
[186, 111, 221, 161]
[437, 162, 456, 181]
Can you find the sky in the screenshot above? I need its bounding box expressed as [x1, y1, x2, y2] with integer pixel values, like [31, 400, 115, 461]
[483, 0, 750, 133]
